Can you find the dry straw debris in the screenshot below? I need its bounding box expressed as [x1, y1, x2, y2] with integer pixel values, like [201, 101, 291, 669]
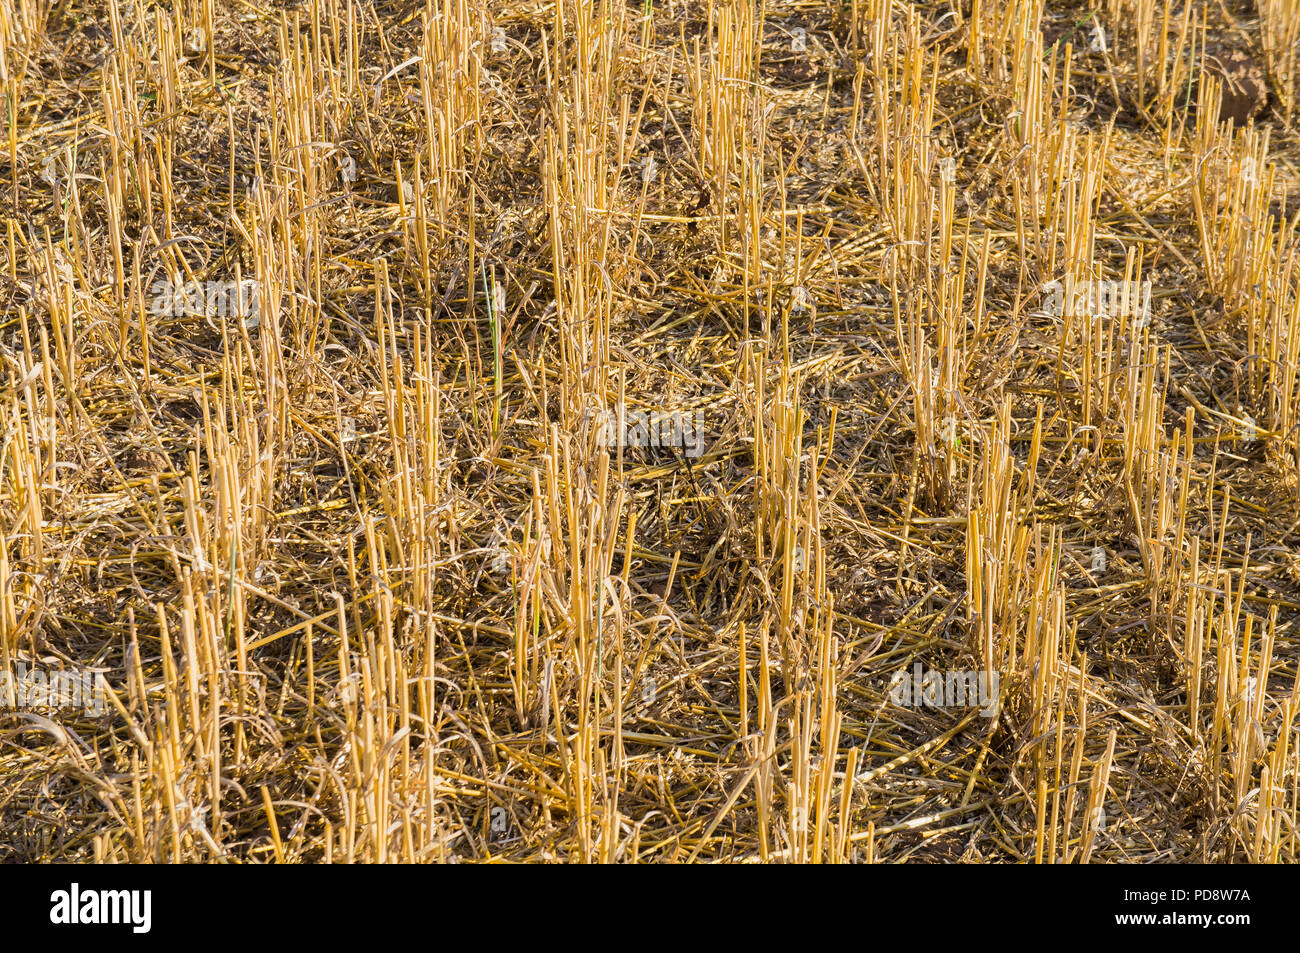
[1, 0, 1299, 863]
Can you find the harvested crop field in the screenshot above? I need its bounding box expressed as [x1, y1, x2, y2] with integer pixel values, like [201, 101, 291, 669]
[1, 0, 1299, 864]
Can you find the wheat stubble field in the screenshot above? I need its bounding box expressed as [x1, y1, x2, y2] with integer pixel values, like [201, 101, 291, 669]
[1, 0, 1300, 863]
